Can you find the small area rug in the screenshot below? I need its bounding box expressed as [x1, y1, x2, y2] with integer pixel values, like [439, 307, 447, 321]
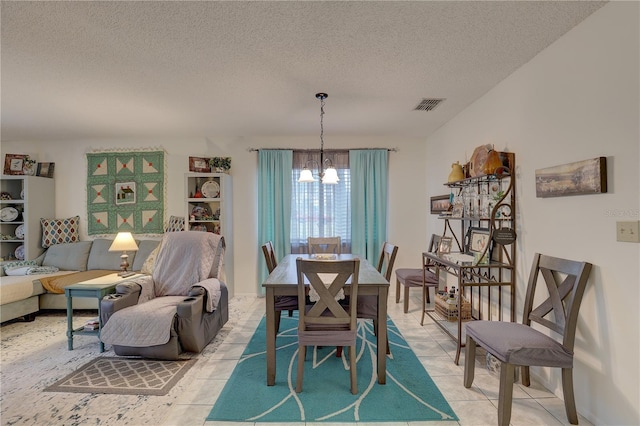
[44, 357, 196, 396]
[207, 314, 458, 423]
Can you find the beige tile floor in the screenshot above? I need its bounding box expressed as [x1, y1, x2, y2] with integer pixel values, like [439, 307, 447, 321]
[164, 288, 595, 426]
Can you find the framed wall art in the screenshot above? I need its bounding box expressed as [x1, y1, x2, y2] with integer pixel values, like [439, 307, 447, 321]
[86, 150, 165, 235]
[535, 157, 607, 198]
[430, 195, 451, 214]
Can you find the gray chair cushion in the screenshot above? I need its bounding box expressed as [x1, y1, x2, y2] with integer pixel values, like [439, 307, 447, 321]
[465, 321, 573, 368]
[396, 268, 438, 287]
[42, 241, 93, 271]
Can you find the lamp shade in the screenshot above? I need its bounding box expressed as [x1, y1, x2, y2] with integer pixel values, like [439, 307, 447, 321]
[321, 167, 339, 184]
[298, 168, 317, 183]
[109, 232, 139, 252]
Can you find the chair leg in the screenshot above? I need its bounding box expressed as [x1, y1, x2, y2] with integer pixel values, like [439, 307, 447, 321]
[288, 310, 293, 317]
[274, 310, 282, 335]
[463, 334, 476, 388]
[395, 279, 401, 304]
[421, 285, 427, 325]
[296, 345, 305, 393]
[349, 345, 358, 394]
[521, 365, 531, 387]
[562, 367, 579, 424]
[403, 285, 410, 313]
[498, 362, 515, 426]
[336, 346, 343, 357]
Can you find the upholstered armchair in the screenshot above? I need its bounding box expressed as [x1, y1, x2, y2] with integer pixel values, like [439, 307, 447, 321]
[100, 231, 229, 360]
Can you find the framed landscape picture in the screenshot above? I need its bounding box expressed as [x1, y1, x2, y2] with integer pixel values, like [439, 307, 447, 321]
[535, 157, 607, 198]
[430, 195, 451, 214]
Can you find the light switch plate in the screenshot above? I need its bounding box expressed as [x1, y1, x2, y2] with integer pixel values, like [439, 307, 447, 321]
[616, 221, 640, 242]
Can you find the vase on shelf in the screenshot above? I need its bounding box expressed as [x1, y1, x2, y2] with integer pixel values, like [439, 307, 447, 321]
[22, 163, 36, 176]
[448, 162, 465, 182]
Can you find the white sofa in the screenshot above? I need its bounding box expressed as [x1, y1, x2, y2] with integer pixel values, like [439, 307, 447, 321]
[0, 239, 160, 323]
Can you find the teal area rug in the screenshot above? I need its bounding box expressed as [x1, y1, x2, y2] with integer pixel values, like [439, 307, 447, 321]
[207, 314, 458, 423]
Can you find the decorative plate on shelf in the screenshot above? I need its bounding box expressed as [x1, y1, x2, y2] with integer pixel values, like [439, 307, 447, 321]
[201, 180, 220, 198]
[15, 245, 25, 261]
[15, 224, 25, 239]
[0, 206, 19, 222]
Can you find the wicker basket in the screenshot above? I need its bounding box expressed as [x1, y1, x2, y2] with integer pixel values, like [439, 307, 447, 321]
[435, 293, 471, 322]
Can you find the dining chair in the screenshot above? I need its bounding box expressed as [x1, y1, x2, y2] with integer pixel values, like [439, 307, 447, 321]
[296, 257, 360, 394]
[308, 236, 341, 255]
[261, 241, 297, 334]
[396, 234, 440, 315]
[346, 242, 398, 356]
[464, 253, 592, 426]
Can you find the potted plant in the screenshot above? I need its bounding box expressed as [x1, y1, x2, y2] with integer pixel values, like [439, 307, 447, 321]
[209, 157, 231, 173]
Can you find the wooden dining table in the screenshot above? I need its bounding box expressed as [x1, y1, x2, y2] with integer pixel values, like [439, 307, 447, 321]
[262, 253, 390, 386]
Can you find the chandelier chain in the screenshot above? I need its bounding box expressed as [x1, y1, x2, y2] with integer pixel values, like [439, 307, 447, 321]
[319, 95, 325, 153]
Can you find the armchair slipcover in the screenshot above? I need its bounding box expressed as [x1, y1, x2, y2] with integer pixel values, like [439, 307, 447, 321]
[101, 231, 229, 359]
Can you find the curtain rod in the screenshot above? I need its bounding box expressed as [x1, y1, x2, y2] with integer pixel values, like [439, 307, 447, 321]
[247, 147, 397, 152]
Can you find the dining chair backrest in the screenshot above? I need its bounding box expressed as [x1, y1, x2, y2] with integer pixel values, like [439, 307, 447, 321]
[376, 242, 399, 281]
[523, 253, 592, 349]
[308, 236, 341, 255]
[295, 257, 360, 394]
[261, 241, 278, 273]
[296, 258, 359, 329]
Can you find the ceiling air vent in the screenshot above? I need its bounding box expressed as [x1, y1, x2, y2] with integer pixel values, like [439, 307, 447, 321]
[413, 98, 445, 111]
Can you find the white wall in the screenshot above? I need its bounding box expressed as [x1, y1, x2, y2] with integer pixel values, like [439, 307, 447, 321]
[424, 3, 639, 425]
[0, 135, 427, 297]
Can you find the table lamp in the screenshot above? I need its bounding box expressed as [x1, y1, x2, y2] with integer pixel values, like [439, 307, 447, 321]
[109, 232, 139, 277]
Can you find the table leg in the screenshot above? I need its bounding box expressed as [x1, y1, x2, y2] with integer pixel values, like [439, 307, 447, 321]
[66, 293, 73, 350]
[97, 297, 105, 353]
[377, 286, 388, 384]
[265, 288, 276, 386]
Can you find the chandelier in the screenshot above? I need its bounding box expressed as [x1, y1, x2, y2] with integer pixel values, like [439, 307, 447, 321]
[298, 93, 339, 184]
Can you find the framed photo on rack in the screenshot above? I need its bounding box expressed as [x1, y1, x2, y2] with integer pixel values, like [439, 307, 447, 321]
[438, 236, 453, 255]
[466, 227, 491, 254]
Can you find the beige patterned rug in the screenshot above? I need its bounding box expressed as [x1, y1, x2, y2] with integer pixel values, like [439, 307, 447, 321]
[44, 357, 197, 396]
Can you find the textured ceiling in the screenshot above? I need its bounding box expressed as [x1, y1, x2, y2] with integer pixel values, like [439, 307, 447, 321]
[1, 1, 606, 142]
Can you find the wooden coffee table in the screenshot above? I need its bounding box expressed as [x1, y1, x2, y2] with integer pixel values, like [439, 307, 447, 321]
[65, 273, 143, 352]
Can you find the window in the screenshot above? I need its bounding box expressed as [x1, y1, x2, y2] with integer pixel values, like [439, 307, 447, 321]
[290, 150, 351, 253]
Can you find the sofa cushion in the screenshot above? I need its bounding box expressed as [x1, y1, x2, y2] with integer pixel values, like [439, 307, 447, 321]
[42, 241, 93, 271]
[40, 216, 80, 248]
[87, 238, 134, 271]
[132, 239, 161, 272]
